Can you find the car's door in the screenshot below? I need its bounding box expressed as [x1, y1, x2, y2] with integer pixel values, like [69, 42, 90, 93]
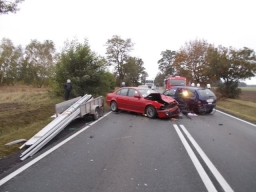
[163, 88, 177, 99]
[175, 88, 196, 109]
[127, 88, 144, 113]
[115, 88, 129, 109]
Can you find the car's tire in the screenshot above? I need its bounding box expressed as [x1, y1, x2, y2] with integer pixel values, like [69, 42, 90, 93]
[110, 101, 118, 112]
[208, 107, 216, 115]
[146, 105, 157, 118]
[92, 107, 100, 120]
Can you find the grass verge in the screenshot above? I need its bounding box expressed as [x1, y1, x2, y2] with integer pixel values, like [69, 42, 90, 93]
[217, 99, 256, 123]
[0, 86, 63, 158]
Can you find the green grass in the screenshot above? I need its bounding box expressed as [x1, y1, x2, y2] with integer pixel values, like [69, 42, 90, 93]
[217, 99, 256, 123]
[0, 86, 63, 158]
[239, 87, 256, 91]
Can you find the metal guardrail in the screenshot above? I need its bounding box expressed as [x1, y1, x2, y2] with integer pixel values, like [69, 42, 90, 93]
[20, 94, 93, 160]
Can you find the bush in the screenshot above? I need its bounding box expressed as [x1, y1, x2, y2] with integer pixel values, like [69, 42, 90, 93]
[216, 81, 241, 99]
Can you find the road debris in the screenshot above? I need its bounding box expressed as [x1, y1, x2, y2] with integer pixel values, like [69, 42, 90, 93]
[188, 113, 197, 116]
[171, 118, 178, 122]
[5, 139, 27, 146]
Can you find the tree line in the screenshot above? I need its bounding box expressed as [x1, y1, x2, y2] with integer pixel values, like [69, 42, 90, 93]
[1, 36, 255, 99]
[155, 39, 256, 98]
[0, 36, 148, 98]
[1, 1, 256, 99]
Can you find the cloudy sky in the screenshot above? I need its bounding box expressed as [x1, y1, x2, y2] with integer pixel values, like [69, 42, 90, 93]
[1, 0, 256, 84]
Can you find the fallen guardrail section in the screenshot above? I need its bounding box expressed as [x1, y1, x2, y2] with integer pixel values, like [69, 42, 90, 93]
[19, 94, 104, 161]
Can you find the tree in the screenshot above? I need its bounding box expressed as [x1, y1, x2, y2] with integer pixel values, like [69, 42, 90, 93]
[123, 57, 146, 86]
[207, 46, 256, 98]
[172, 39, 212, 86]
[24, 39, 56, 87]
[140, 71, 148, 85]
[154, 72, 166, 87]
[0, 38, 23, 85]
[53, 39, 115, 98]
[105, 35, 134, 86]
[157, 50, 176, 76]
[0, 0, 24, 14]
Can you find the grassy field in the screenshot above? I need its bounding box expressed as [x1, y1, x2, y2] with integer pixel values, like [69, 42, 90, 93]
[0, 85, 63, 158]
[0, 85, 255, 159]
[239, 87, 256, 91]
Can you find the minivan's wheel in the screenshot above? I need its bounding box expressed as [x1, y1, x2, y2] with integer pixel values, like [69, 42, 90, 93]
[92, 107, 100, 120]
[208, 107, 216, 115]
[110, 101, 118, 112]
[146, 105, 157, 118]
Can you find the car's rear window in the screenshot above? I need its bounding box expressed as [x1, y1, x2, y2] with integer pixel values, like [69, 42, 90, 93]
[197, 89, 215, 97]
[116, 88, 129, 96]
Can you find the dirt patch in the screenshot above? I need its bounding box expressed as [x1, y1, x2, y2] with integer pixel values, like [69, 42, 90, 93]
[0, 103, 25, 112]
[0, 152, 21, 177]
[0, 85, 48, 93]
[240, 91, 256, 103]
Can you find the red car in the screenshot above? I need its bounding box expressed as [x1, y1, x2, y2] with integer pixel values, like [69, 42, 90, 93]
[106, 87, 180, 119]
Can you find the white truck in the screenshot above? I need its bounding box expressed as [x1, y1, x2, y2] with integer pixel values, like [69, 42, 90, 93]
[145, 79, 156, 90]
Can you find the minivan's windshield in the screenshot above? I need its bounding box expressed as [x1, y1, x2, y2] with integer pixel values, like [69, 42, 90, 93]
[197, 89, 216, 97]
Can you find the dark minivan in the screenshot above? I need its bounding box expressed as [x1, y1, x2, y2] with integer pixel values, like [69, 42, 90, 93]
[162, 86, 217, 114]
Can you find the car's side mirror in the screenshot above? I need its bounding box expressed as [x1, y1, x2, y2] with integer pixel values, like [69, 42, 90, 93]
[134, 94, 141, 98]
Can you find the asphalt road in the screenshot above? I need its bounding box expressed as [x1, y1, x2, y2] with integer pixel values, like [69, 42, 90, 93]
[0, 107, 256, 192]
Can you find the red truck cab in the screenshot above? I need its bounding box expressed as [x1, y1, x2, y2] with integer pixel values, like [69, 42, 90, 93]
[164, 76, 188, 89]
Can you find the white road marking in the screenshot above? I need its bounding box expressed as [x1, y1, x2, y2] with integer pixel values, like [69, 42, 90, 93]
[0, 111, 112, 186]
[180, 124, 234, 192]
[217, 110, 256, 127]
[173, 124, 217, 192]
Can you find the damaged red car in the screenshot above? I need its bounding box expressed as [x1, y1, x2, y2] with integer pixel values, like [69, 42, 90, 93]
[106, 87, 180, 119]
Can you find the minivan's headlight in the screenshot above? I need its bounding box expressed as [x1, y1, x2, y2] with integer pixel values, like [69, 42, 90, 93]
[183, 90, 188, 97]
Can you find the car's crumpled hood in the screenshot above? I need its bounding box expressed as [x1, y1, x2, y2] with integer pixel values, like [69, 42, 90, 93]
[160, 94, 176, 103]
[145, 93, 176, 103]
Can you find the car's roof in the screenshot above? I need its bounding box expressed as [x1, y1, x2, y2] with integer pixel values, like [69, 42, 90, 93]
[167, 86, 207, 90]
[118, 86, 149, 89]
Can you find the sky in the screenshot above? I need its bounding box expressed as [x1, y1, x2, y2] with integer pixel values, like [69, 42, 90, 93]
[1, 0, 256, 84]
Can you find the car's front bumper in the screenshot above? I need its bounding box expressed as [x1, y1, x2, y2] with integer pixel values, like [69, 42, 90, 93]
[198, 104, 216, 113]
[157, 106, 180, 118]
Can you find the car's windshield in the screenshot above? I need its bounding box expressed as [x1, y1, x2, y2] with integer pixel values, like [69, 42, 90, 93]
[138, 88, 156, 97]
[197, 89, 216, 97]
[169, 79, 186, 86]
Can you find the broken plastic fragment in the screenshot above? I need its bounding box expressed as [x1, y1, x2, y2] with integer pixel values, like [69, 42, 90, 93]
[188, 113, 197, 116]
[5, 139, 27, 146]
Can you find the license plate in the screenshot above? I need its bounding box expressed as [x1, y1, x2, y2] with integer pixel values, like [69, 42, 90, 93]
[207, 99, 213, 103]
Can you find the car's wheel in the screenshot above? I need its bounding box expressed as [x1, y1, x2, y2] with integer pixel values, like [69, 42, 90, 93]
[92, 107, 100, 120]
[208, 107, 216, 115]
[146, 105, 157, 118]
[110, 101, 118, 112]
